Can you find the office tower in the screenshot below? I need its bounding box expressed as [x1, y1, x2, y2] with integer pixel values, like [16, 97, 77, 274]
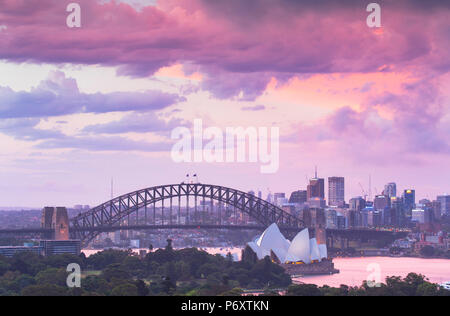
[436, 195, 450, 216]
[289, 190, 307, 204]
[273, 193, 286, 206]
[328, 177, 345, 207]
[390, 197, 405, 227]
[336, 215, 346, 229]
[325, 208, 338, 229]
[431, 200, 442, 221]
[307, 169, 325, 201]
[374, 195, 390, 210]
[402, 189, 415, 217]
[412, 209, 425, 223]
[266, 192, 273, 203]
[350, 197, 366, 212]
[383, 182, 397, 198]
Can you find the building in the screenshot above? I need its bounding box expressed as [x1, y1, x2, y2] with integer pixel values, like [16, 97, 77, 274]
[307, 169, 325, 201]
[328, 177, 345, 207]
[39, 240, 81, 256]
[412, 209, 426, 224]
[437, 195, 450, 216]
[273, 193, 287, 207]
[289, 190, 307, 204]
[431, 200, 442, 221]
[374, 195, 390, 211]
[390, 197, 405, 227]
[325, 208, 338, 229]
[336, 214, 347, 229]
[402, 189, 416, 217]
[0, 240, 81, 257]
[0, 245, 43, 258]
[246, 224, 328, 264]
[384, 182, 397, 198]
[307, 197, 326, 208]
[350, 197, 366, 212]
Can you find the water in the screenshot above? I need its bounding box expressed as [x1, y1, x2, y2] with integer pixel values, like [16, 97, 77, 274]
[296, 257, 450, 287]
[82, 248, 450, 286]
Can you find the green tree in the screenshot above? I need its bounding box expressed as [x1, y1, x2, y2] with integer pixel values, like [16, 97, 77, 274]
[102, 264, 130, 282]
[35, 268, 67, 287]
[286, 284, 323, 296]
[22, 284, 67, 296]
[111, 283, 138, 296]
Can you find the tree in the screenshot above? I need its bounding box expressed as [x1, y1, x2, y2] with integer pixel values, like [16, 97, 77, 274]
[22, 284, 67, 296]
[102, 264, 130, 282]
[286, 284, 323, 296]
[241, 246, 257, 265]
[135, 280, 149, 296]
[35, 268, 67, 287]
[220, 287, 243, 296]
[165, 239, 173, 252]
[111, 283, 138, 296]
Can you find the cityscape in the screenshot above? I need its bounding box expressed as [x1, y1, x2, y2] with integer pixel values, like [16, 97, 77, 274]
[0, 0, 449, 300]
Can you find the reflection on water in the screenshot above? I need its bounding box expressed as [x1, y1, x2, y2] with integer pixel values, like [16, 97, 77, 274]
[83, 248, 450, 287]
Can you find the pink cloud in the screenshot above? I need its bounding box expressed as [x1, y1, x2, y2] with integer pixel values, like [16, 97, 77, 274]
[0, 0, 448, 100]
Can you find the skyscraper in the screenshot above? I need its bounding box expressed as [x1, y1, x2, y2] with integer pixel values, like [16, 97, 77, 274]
[402, 189, 415, 217]
[289, 190, 307, 204]
[328, 177, 345, 207]
[383, 182, 397, 198]
[390, 197, 405, 227]
[350, 197, 366, 212]
[307, 168, 325, 201]
[273, 193, 286, 206]
[437, 195, 450, 216]
[374, 195, 390, 211]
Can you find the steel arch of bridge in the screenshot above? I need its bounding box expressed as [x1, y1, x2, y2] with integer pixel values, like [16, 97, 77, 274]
[70, 183, 303, 245]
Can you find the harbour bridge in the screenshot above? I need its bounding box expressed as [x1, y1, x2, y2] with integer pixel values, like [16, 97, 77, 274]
[0, 183, 407, 247]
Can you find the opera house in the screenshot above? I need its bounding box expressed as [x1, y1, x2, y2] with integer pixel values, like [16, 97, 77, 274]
[246, 223, 328, 265]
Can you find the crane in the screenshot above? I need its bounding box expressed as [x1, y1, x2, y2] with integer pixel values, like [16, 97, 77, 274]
[358, 182, 368, 201]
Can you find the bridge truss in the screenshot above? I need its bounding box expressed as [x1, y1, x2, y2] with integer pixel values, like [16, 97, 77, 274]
[70, 183, 303, 246]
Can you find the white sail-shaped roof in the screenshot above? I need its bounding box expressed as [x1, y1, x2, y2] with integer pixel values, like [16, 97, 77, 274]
[318, 244, 328, 260]
[309, 238, 321, 262]
[256, 223, 289, 262]
[284, 228, 311, 264]
[247, 241, 268, 260]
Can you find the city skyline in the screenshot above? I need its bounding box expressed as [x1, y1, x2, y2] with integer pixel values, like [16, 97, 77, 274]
[0, 0, 449, 207]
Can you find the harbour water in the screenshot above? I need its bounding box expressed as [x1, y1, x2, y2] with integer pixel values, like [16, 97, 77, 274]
[295, 257, 450, 287]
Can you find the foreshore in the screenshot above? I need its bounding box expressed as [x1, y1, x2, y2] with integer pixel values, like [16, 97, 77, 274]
[281, 260, 340, 276]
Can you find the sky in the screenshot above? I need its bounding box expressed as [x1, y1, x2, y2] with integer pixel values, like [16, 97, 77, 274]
[0, 0, 449, 207]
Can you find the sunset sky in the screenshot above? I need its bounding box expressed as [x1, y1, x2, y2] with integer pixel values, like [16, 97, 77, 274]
[0, 0, 449, 207]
